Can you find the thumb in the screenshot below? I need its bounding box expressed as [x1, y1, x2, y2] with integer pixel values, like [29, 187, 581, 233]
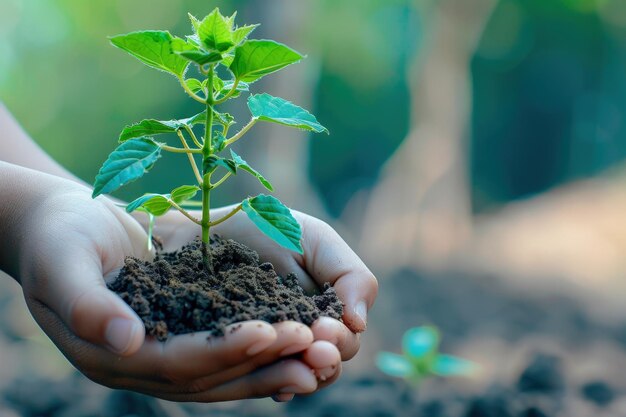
[29, 247, 145, 356]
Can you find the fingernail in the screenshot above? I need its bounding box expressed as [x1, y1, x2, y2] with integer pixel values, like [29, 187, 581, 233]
[355, 301, 368, 330]
[105, 317, 140, 354]
[280, 343, 309, 357]
[316, 364, 338, 382]
[272, 393, 295, 402]
[279, 385, 308, 394]
[246, 339, 273, 356]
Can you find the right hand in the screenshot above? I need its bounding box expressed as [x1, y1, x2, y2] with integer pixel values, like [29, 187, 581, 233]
[13, 175, 338, 401]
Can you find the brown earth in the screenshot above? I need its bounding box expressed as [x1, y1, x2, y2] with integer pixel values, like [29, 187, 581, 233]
[107, 236, 343, 341]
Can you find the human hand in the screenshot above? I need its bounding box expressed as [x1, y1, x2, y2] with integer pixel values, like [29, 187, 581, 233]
[154, 205, 379, 376]
[12, 174, 337, 401]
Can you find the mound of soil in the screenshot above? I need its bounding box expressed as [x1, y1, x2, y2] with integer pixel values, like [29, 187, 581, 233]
[107, 236, 343, 340]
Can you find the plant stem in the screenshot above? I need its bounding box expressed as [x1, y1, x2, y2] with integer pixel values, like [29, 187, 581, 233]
[214, 79, 240, 105]
[184, 125, 203, 148]
[211, 172, 232, 189]
[178, 76, 206, 104]
[224, 118, 257, 147]
[209, 204, 242, 227]
[169, 200, 202, 225]
[161, 145, 202, 154]
[201, 65, 216, 271]
[176, 131, 203, 185]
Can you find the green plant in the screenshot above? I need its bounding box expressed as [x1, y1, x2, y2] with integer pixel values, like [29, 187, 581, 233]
[376, 326, 477, 386]
[91, 8, 327, 266]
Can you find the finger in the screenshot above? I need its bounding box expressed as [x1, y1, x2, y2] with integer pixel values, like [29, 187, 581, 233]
[27, 245, 145, 356]
[161, 359, 318, 402]
[157, 321, 277, 382]
[311, 316, 360, 361]
[182, 321, 313, 392]
[299, 216, 378, 333]
[301, 341, 341, 382]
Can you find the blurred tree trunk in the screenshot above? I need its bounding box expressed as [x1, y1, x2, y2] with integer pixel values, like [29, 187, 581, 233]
[240, 0, 327, 218]
[358, 0, 498, 270]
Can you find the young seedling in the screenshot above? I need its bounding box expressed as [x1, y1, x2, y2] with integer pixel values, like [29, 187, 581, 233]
[92, 8, 327, 266]
[376, 326, 478, 386]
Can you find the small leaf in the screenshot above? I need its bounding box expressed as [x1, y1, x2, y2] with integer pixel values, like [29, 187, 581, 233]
[248, 94, 328, 134]
[203, 155, 237, 174]
[188, 13, 201, 32]
[230, 40, 303, 83]
[213, 76, 225, 93]
[186, 78, 203, 94]
[232, 24, 259, 45]
[177, 50, 222, 65]
[126, 193, 172, 216]
[221, 54, 235, 68]
[214, 132, 227, 152]
[119, 112, 206, 142]
[214, 111, 235, 127]
[109, 31, 192, 77]
[432, 355, 478, 377]
[230, 149, 274, 191]
[197, 8, 234, 52]
[93, 138, 162, 197]
[171, 185, 200, 204]
[242, 195, 302, 253]
[402, 326, 440, 359]
[376, 352, 414, 378]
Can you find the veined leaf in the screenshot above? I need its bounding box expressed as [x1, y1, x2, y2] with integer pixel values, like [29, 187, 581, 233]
[248, 93, 328, 134]
[110, 31, 192, 77]
[203, 155, 237, 174]
[376, 352, 414, 378]
[242, 195, 302, 253]
[171, 185, 200, 203]
[232, 24, 259, 45]
[93, 138, 162, 197]
[186, 78, 203, 94]
[230, 40, 303, 83]
[402, 326, 440, 359]
[119, 112, 206, 142]
[230, 150, 273, 191]
[126, 193, 172, 216]
[177, 50, 222, 66]
[197, 8, 234, 52]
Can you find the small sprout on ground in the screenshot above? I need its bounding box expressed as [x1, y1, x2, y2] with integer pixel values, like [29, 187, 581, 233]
[376, 326, 478, 386]
[92, 8, 328, 266]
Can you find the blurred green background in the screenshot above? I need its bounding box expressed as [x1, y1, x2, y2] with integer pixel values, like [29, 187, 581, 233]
[1, 0, 625, 216]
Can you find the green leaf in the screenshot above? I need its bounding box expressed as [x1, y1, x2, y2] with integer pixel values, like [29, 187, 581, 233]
[109, 31, 192, 77]
[376, 352, 414, 378]
[126, 193, 172, 216]
[213, 111, 235, 127]
[213, 76, 225, 93]
[177, 50, 222, 65]
[402, 326, 440, 359]
[432, 354, 477, 377]
[230, 150, 274, 191]
[221, 54, 235, 68]
[186, 78, 203, 94]
[230, 40, 303, 83]
[119, 112, 206, 142]
[232, 24, 259, 45]
[214, 132, 227, 152]
[203, 155, 237, 174]
[242, 195, 302, 253]
[188, 13, 201, 32]
[248, 94, 328, 134]
[93, 138, 162, 197]
[197, 8, 234, 52]
[171, 185, 200, 204]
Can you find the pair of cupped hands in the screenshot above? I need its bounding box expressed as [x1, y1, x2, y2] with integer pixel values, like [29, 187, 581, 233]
[20, 178, 378, 403]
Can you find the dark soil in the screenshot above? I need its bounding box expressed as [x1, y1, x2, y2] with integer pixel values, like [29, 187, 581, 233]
[107, 236, 343, 340]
